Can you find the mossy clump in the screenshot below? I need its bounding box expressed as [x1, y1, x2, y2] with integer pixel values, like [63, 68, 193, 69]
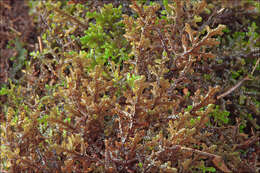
[0, 0, 259, 172]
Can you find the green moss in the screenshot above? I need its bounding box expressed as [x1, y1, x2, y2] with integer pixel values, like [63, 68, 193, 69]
[209, 105, 230, 125]
[80, 3, 129, 67]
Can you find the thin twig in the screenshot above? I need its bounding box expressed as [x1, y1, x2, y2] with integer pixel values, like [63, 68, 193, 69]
[9, 26, 22, 36]
[37, 36, 43, 53]
[180, 146, 219, 158]
[251, 58, 259, 75]
[155, 28, 174, 68]
[216, 53, 259, 100]
[217, 76, 250, 100]
[53, 7, 88, 29]
[163, 145, 219, 158]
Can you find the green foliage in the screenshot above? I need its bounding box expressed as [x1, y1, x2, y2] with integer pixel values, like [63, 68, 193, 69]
[231, 70, 243, 79]
[192, 161, 216, 173]
[222, 21, 259, 51]
[209, 105, 230, 125]
[7, 39, 27, 83]
[126, 73, 141, 89]
[80, 3, 129, 67]
[0, 85, 8, 95]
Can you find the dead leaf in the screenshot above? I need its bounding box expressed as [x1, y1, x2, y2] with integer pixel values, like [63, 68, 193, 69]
[183, 88, 189, 96]
[212, 156, 231, 173]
